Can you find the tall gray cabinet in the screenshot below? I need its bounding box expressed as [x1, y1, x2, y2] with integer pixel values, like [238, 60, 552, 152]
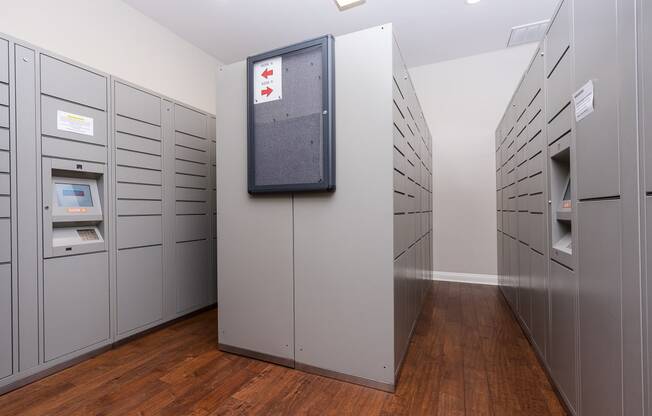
[0, 34, 217, 394]
[496, 0, 644, 414]
[217, 24, 432, 392]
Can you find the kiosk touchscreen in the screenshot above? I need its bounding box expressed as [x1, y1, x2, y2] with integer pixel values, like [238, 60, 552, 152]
[51, 177, 104, 248]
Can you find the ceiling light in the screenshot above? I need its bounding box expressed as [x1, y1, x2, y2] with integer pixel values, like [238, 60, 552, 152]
[465, 0, 481, 4]
[334, 0, 365, 11]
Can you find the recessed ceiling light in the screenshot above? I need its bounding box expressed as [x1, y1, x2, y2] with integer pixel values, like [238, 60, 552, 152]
[466, 0, 481, 4]
[334, 0, 365, 11]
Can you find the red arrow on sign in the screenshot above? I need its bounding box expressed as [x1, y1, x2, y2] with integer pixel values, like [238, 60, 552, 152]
[261, 87, 273, 97]
[262, 68, 274, 79]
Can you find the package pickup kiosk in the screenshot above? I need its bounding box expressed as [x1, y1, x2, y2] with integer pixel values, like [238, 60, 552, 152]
[43, 159, 107, 258]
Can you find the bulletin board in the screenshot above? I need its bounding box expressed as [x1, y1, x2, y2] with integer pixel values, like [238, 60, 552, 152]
[247, 35, 335, 194]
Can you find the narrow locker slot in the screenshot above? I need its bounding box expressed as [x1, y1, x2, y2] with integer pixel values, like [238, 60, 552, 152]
[116, 116, 162, 141]
[529, 250, 547, 358]
[115, 132, 161, 155]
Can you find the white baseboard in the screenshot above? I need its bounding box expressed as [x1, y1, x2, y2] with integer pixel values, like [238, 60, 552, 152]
[431, 271, 498, 286]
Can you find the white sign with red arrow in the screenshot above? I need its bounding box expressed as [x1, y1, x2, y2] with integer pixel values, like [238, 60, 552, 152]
[253, 57, 282, 105]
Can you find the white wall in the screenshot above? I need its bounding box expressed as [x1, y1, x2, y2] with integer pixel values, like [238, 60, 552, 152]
[0, 0, 219, 113]
[410, 43, 537, 277]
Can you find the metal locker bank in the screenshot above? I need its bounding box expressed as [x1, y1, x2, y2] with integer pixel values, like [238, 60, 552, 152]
[496, 0, 647, 414]
[0, 33, 218, 394]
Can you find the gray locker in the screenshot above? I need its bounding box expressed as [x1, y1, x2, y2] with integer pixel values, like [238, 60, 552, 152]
[176, 240, 209, 312]
[578, 200, 621, 416]
[573, 0, 620, 200]
[549, 260, 577, 412]
[518, 242, 531, 330]
[0, 264, 10, 379]
[529, 250, 547, 358]
[117, 246, 163, 335]
[43, 253, 110, 361]
[41, 55, 106, 110]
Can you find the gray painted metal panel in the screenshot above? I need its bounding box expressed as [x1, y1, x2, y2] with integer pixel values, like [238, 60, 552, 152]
[40, 95, 107, 146]
[116, 200, 161, 216]
[217, 60, 295, 362]
[0, 84, 8, 106]
[115, 115, 161, 141]
[176, 188, 207, 202]
[0, 219, 8, 264]
[176, 240, 209, 313]
[116, 149, 160, 171]
[117, 246, 163, 334]
[176, 146, 207, 164]
[117, 216, 162, 249]
[117, 183, 162, 201]
[0, 106, 7, 128]
[0, 264, 11, 379]
[116, 166, 161, 186]
[15, 44, 39, 371]
[115, 132, 161, 156]
[0, 39, 7, 84]
[574, 0, 620, 200]
[0, 129, 7, 150]
[294, 26, 396, 385]
[176, 172, 208, 189]
[175, 215, 209, 241]
[0, 174, 8, 195]
[176, 201, 208, 215]
[175, 160, 207, 177]
[0, 196, 9, 218]
[175, 105, 206, 139]
[549, 260, 578, 411]
[529, 250, 547, 358]
[114, 82, 161, 126]
[518, 242, 531, 330]
[41, 137, 106, 164]
[43, 253, 110, 361]
[175, 131, 208, 151]
[40, 54, 106, 110]
[545, 0, 570, 76]
[0, 151, 7, 173]
[578, 199, 622, 416]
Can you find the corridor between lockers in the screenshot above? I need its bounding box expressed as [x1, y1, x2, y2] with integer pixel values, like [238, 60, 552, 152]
[0, 281, 566, 416]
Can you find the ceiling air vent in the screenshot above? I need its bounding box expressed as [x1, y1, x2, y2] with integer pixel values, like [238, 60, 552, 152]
[507, 20, 550, 48]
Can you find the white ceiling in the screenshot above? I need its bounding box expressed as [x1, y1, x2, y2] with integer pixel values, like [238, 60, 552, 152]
[123, 0, 558, 67]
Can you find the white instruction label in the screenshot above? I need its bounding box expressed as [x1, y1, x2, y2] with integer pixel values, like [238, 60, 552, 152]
[253, 56, 282, 104]
[573, 80, 594, 122]
[57, 111, 94, 136]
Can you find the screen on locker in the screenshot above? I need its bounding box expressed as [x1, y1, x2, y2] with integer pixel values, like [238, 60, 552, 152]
[55, 183, 93, 207]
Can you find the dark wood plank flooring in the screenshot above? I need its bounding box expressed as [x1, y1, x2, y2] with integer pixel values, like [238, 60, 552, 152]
[0, 281, 567, 415]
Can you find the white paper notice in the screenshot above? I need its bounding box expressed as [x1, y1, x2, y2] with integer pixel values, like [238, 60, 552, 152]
[253, 56, 282, 104]
[573, 80, 594, 122]
[57, 110, 94, 136]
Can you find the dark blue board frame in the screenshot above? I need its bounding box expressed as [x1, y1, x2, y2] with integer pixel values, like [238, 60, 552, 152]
[247, 35, 335, 194]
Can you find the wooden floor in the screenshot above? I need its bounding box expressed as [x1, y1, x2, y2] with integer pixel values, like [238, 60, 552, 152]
[0, 281, 567, 415]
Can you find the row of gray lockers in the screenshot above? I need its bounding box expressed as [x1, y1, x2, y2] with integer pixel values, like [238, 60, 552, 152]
[496, 0, 650, 415]
[0, 33, 216, 392]
[391, 35, 433, 372]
